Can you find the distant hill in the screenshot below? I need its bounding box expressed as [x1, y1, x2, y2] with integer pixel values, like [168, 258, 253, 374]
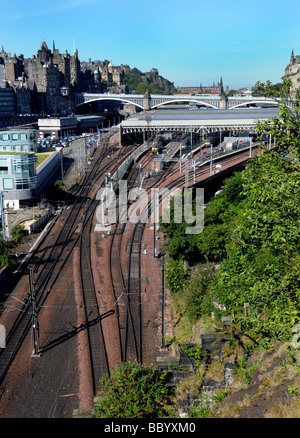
[124, 67, 177, 95]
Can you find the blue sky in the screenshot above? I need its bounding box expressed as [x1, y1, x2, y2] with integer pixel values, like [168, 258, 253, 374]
[2, 0, 300, 89]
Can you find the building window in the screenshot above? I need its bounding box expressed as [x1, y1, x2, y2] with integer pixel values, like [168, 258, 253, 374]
[14, 163, 22, 175]
[3, 178, 13, 190]
[0, 158, 8, 175]
[12, 133, 19, 140]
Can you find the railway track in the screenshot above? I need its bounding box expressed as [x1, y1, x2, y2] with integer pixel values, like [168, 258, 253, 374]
[124, 220, 144, 363]
[79, 196, 110, 392]
[108, 142, 261, 367]
[0, 136, 133, 387]
[0, 137, 259, 395]
[108, 148, 177, 365]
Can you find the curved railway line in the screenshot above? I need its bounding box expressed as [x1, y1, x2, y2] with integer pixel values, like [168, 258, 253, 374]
[0, 136, 132, 389]
[0, 135, 263, 413]
[107, 142, 265, 368]
[108, 147, 167, 365]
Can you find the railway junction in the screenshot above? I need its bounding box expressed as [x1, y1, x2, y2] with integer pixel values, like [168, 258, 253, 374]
[0, 107, 277, 417]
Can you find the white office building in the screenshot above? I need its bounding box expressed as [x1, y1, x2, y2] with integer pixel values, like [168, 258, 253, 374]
[0, 128, 37, 209]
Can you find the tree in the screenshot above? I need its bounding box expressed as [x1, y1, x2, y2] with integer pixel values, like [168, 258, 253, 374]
[211, 149, 300, 345]
[159, 77, 300, 346]
[183, 264, 215, 323]
[0, 236, 14, 268]
[95, 361, 176, 418]
[252, 81, 283, 97]
[253, 77, 300, 158]
[165, 257, 189, 293]
[10, 223, 26, 243]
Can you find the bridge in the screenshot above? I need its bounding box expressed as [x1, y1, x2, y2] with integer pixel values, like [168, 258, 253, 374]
[75, 92, 281, 111]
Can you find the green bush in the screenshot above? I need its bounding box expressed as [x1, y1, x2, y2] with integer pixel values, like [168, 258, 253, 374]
[0, 236, 14, 268]
[165, 257, 189, 293]
[10, 223, 26, 243]
[95, 361, 176, 418]
[183, 264, 215, 323]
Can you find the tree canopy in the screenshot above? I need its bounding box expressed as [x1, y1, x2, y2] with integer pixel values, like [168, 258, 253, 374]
[160, 78, 300, 347]
[94, 361, 176, 418]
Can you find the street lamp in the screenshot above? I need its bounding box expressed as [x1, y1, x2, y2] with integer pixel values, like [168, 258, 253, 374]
[0, 192, 7, 242]
[146, 115, 152, 149]
[210, 143, 214, 175]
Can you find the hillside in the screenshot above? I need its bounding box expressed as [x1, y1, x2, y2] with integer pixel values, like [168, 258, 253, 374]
[163, 143, 300, 418]
[159, 79, 300, 418]
[213, 340, 300, 418]
[124, 67, 177, 95]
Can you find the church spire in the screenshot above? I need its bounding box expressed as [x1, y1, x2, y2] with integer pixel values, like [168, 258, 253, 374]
[53, 40, 56, 52]
[219, 76, 224, 93]
[291, 49, 295, 64]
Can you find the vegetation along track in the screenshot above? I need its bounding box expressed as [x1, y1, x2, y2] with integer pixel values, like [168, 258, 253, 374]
[0, 140, 255, 388]
[107, 144, 256, 366]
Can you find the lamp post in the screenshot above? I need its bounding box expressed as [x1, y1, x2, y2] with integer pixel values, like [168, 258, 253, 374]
[0, 192, 7, 242]
[180, 143, 182, 173]
[29, 264, 40, 356]
[210, 143, 213, 175]
[146, 115, 152, 150]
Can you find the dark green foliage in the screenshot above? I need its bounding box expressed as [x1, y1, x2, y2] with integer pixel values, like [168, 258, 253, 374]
[0, 236, 14, 268]
[95, 361, 176, 418]
[165, 257, 189, 293]
[196, 223, 228, 262]
[183, 264, 215, 323]
[160, 172, 245, 264]
[159, 192, 200, 265]
[10, 223, 26, 243]
[254, 77, 300, 159]
[124, 71, 176, 95]
[160, 78, 300, 346]
[252, 80, 283, 97]
[212, 150, 300, 343]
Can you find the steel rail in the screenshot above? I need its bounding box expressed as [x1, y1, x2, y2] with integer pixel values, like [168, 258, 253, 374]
[0, 136, 130, 385]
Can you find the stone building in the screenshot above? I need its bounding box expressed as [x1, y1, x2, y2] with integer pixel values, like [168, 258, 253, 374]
[0, 82, 16, 116]
[177, 78, 224, 96]
[24, 41, 74, 115]
[285, 50, 300, 97]
[0, 47, 31, 114]
[80, 60, 102, 93]
[70, 48, 82, 92]
[12, 73, 32, 114]
[80, 58, 125, 91]
[0, 47, 24, 82]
